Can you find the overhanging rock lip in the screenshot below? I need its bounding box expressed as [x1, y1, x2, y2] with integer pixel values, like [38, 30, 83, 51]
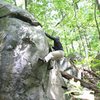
[0, 1, 42, 26]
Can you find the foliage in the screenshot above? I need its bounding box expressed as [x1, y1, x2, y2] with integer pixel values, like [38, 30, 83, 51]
[4, 0, 12, 3]
[91, 59, 100, 70]
[65, 78, 94, 100]
[97, 81, 100, 89]
[65, 78, 83, 95]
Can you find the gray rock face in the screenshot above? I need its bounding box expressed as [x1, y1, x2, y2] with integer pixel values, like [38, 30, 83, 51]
[0, 2, 66, 100]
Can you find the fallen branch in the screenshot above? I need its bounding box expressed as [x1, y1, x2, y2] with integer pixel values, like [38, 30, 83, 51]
[60, 71, 100, 93]
[83, 73, 96, 84]
[84, 69, 100, 80]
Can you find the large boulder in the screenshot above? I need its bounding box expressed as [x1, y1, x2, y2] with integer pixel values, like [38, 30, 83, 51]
[0, 1, 66, 100]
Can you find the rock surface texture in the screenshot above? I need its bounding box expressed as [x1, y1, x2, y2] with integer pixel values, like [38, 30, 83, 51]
[0, 2, 66, 100]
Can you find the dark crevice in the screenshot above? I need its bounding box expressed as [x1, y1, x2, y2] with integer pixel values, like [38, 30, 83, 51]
[0, 12, 42, 27]
[61, 86, 68, 90]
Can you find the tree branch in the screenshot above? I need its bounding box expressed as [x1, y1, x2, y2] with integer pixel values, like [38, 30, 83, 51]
[55, 13, 66, 27]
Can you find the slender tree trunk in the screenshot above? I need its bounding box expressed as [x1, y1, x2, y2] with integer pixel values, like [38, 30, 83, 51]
[73, 0, 86, 55]
[71, 40, 75, 52]
[96, 0, 100, 10]
[77, 27, 86, 55]
[94, 1, 100, 39]
[25, 0, 27, 10]
[66, 46, 69, 54]
[13, 0, 17, 6]
[78, 41, 82, 55]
